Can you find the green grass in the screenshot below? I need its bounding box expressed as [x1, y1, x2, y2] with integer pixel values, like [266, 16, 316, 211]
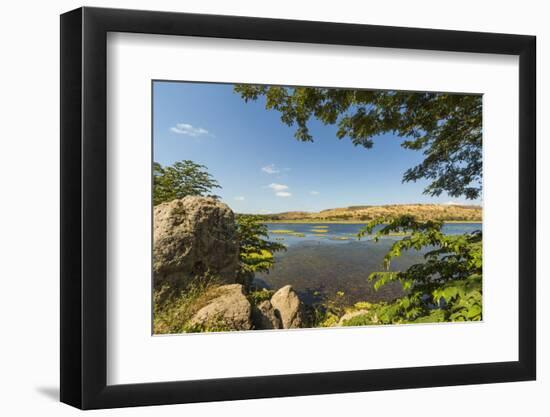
[182, 315, 234, 333]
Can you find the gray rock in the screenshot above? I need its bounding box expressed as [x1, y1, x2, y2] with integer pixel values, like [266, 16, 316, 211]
[252, 300, 283, 330]
[153, 196, 239, 289]
[270, 285, 306, 329]
[188, 284, 253, 331]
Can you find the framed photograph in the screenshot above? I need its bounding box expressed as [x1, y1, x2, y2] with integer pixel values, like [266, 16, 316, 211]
[60, 6, 536, 409]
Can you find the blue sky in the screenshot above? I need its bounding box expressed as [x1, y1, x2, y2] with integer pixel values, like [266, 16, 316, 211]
[153, 81, 480, 214]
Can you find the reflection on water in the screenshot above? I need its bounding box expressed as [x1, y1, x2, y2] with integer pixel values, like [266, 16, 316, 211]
[254, 223, 481, 305]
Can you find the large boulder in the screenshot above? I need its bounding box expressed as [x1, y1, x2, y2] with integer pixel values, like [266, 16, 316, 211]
[252, 300, 283, 330]
[153, 196, 239, 289]
[270, 285, 306, 329]
[188, 284, 253, 331]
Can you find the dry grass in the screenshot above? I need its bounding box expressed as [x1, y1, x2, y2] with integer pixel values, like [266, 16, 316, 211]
[263, 204, 481, 223]
[153, 276, 224, 334]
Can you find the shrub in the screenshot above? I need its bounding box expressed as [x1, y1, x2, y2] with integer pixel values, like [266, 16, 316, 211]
[357, 216, 482, 324]
[235, 215, 286, 288]
[247, 288, 275, 305]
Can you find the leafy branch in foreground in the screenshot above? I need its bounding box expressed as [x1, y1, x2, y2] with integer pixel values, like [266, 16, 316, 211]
[235, 215, 286, 288]
[234, 86, 482, 199]
[355, 216, 482, 323]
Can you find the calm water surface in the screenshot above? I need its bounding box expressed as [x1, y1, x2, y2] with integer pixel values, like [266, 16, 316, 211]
[254, 223, 481, 305]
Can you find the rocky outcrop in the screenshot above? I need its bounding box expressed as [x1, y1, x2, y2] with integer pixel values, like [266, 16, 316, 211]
[153, 196, 239, 289]
[252, 300, 283, 330]
[188, 284, 253, 331]
[186, 284, 308, 331]
[182, 283, 309, 331]
[270, 285, 306, 329]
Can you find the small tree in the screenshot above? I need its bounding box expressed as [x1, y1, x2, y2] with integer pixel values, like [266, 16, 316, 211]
[153, 160, 221, 205]
[235, 215, 286, 288]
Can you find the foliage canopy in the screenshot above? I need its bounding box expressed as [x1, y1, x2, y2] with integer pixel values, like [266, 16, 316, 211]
[234, 86, 482, 199]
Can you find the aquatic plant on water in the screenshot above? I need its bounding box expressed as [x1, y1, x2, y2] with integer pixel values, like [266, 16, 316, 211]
[270, 229, 305, 237]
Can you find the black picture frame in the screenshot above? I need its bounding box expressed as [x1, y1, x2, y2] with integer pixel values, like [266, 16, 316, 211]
[60, 6, 536, 410]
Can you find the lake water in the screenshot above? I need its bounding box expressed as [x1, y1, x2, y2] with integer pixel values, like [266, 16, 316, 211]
[254, 222, 482, 306]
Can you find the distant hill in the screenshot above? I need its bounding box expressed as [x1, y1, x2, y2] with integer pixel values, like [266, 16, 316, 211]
[255, 204, 482, 222]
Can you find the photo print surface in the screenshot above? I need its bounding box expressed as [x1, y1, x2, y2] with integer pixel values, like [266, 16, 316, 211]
[152, 81, 482, 334]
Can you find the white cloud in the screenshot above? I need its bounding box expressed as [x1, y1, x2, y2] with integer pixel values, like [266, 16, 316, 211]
[258, 209, 272, 214]
[310, 190, 320, 195]
[234, 196, 245, 201]
[444, 201, 460, 205]
[261, 164, 280, 174]
[170, 123, 210, 137]
[268, 183, 288, 191]
[266, 183, 291, 197]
